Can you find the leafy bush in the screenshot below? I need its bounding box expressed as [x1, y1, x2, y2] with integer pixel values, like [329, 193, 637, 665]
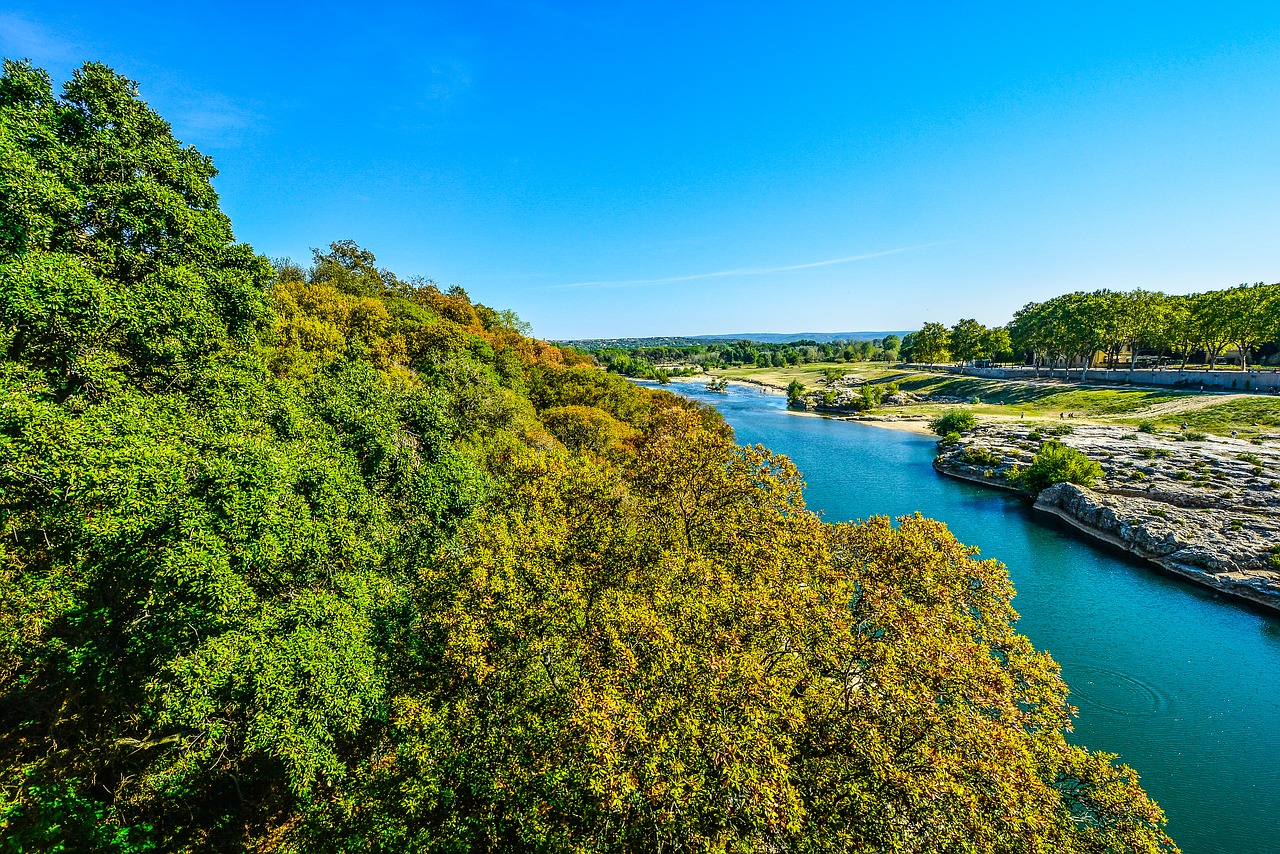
[939, 431, 962, 446]
[959, 446, 1002, 467]
[1184, 430, 1207, 441]
[1020, 441, 1104, 492]
[1138, 420, 1159, 433]
[930, 409, 976, 436]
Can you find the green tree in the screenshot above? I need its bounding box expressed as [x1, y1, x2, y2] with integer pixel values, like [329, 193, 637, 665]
[1193, 290, 1235, 369]
[1220, 282, 1280, 371]
[787, 378, 805, 404]
[1010, 300, 1051, 375]
[980, 326, 1012, 362]
[1161, 294, 1198, 370]
[880, 333, 901, 361]
[911, 321, 951, 364]
[1122, 290, 1169, 369]
[949, 318, 986, 364]
[0, 60, 271, 397]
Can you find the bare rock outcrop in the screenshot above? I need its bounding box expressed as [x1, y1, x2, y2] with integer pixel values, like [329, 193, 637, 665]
[934, 422, 1280, 610]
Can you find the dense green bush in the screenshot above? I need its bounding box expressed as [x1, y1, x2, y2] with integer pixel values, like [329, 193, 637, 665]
[930, 409, 977, 435]
[786, 378, 805, 404]
[1019, 441, 1105, 492]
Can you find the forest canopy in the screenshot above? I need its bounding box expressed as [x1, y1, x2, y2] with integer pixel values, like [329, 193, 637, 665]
[0, 60, 1175, 852]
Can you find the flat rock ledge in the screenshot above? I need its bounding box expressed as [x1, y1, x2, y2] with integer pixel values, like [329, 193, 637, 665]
[934, 423, 1280, 612]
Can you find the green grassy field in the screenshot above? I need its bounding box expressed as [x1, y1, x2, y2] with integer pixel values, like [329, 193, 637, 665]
[705, 362, 903, 389]
[889, 375, 1184, 416]
[1154, 398, 1280, 434]
[698, 363, 1280, 437]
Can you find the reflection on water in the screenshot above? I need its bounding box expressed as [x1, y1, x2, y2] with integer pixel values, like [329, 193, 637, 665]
[656, 379, 1280, 854]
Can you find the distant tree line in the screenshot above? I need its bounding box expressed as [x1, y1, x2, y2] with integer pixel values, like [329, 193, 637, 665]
[590, 336, 903, 379]
[903, 284, 1280, 374]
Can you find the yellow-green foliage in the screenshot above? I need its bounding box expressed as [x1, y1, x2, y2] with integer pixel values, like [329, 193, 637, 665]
[541, 405, 636, 455]
[0, 59, 1174, 853]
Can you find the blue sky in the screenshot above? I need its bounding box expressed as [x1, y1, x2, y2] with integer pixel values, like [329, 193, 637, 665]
[4, 2, 1279, 339]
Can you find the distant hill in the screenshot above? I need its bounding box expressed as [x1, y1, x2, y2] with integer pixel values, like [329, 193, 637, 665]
[558, 331, 912, 349]
[689, 331, 913, 344]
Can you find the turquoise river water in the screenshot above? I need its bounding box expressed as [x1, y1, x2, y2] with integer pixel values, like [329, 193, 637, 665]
[659, 380, 1280, 854]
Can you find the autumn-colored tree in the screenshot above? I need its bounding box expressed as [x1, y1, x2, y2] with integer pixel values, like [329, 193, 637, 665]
[541, 404, 636, 455]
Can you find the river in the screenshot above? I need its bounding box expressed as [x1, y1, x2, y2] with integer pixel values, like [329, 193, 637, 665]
[660, 380, 1280, 854]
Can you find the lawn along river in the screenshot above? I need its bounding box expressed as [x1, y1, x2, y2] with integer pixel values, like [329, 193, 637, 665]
[656, 379, 1280, 854]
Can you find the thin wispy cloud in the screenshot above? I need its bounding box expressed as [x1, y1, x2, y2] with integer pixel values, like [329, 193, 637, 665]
[166, 90, 260, 146]
[131, 68, 266, 149]
[545, 243, 943, 290]
[0, 13, 80, 66]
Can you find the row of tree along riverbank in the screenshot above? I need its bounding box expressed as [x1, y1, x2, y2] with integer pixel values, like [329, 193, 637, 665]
[902, 284, 1280, 372]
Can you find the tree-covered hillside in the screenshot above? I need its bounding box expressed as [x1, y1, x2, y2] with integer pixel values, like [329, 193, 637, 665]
[1, 60, 1175, 852]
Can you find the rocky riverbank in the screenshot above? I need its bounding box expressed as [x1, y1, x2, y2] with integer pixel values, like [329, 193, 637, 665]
[934, 422, 1280, 611]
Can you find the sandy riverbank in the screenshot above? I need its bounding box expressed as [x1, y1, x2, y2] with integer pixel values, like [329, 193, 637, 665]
[784, 408, 935, 435]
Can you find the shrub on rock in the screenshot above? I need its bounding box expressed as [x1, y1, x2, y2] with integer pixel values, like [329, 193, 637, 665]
[1021, 441, 1104, 492]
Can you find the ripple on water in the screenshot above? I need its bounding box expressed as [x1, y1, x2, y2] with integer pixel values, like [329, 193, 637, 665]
[1066, 664, 1170, 718]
